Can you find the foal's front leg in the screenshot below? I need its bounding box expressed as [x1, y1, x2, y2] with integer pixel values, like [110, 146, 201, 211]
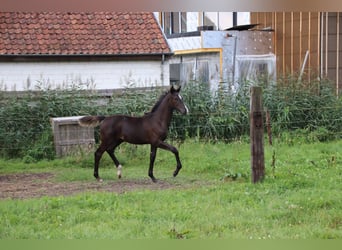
[158, 141, 182, 177]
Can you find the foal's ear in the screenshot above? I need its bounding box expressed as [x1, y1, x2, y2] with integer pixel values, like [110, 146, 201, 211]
[170, 85, 181, 93]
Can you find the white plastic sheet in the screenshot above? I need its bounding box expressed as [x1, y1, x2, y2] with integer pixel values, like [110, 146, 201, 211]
[234, 54, 276, 89]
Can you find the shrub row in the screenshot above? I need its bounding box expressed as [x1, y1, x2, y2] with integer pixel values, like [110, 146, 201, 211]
[0, 77, 341, 160]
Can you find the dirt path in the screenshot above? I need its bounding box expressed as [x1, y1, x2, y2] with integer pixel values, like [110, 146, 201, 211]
[0, 172, 178, 199]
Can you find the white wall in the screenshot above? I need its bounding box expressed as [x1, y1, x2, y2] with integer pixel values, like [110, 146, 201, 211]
[0, 60, 169, 91]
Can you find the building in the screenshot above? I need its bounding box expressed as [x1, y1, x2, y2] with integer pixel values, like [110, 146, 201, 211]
[156, 12, 275, 93]
[0, 12, 172, 92]
[251, 12, 341, 95]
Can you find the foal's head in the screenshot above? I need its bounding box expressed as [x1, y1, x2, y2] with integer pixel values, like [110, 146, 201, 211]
[168, 85, 189, 115]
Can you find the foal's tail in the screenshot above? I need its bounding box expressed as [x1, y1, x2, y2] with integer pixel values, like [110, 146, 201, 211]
[78, 115, 106, 127]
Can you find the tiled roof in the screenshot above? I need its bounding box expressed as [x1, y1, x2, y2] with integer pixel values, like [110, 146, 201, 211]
[0, 12, 171, 56]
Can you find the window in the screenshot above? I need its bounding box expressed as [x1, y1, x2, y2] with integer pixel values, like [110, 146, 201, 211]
[160, 12, 250, 34]
[162, 12, 187, 35]
[201, 12, 234, 30]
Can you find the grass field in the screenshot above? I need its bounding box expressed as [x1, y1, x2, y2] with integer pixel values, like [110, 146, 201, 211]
[0, 138, 341, 239]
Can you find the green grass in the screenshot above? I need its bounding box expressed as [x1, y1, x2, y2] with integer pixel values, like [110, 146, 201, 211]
[0, 139, 341, 239]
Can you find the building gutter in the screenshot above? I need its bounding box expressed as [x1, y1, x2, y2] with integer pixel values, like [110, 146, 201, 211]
[0, 52, 174, 58]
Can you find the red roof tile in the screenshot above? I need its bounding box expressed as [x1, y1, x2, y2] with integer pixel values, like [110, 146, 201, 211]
[0, 12, 171, 56]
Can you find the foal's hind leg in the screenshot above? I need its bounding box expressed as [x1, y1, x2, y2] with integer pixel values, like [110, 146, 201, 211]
[148, 145, 158, 183]
[106, 141, 123, 179]
[94, 144, 107, 182]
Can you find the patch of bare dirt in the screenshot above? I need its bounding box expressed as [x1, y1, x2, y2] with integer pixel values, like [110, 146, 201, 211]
[0, 172, 179, 200]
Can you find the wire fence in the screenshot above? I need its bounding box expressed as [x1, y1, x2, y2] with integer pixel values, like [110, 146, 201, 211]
[0, 107, 341, 150]
[1, 79, 342, 159]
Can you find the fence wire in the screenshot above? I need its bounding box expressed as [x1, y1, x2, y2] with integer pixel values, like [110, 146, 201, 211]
[0, 107, 341, 152]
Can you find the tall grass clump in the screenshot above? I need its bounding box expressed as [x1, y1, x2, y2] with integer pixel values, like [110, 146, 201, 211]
[170, 76, 341, 143]
[0, 83, 163, 160]
[170, 81, 250, 141]
[0, 83, 98, 159]
[263, 76, 342, 140]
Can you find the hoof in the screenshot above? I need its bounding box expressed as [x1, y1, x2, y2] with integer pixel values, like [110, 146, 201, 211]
[173, 167, 181, 177]
[97, 178, 103, 182]
[117, 165, 122, 179]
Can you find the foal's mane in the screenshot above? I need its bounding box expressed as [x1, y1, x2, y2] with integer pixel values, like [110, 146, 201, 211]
[145, 90, 169, 115]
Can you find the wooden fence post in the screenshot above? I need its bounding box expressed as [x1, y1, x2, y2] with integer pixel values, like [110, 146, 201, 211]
[250, 86, 265, 183]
